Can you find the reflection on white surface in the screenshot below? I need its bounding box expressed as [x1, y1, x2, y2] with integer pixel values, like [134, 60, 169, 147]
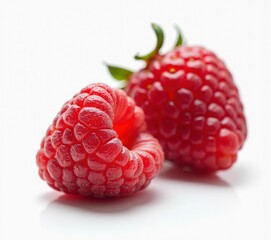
[39, 162, 240, 239]
[40, 189, 162, 236]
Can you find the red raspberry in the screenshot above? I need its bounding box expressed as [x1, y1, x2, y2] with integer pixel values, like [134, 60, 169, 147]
[36, 83, 164, 198]
[107, 24, 247, 172]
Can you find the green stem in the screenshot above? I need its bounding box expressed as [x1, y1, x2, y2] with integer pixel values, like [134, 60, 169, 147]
[134, 23, 164, 61]
[174, 24, 183, 47]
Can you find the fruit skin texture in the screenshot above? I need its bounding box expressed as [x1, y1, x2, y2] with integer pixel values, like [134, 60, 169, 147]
[36, 83, 164, 198]
[126, 46, 247, 172]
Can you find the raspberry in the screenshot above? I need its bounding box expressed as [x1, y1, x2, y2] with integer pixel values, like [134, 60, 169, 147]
[36, 83, 164, 197]
[107, 24, 247, 172]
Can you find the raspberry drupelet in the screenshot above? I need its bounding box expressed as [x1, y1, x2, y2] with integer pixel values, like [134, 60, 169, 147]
[36, 83, 164, 198]
[107, 24, 247, 172]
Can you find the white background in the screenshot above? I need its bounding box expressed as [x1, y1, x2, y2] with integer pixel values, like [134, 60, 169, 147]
[0, 0, 270, 239]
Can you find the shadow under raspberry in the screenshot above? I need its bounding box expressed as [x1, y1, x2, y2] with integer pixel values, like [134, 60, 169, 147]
[40, 187, 160, 214]
[39, 188, 161, 234]
[159, 161, 231, 187]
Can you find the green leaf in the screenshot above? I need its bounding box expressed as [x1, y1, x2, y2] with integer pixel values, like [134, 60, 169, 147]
[174, 24, 183, 47]
[106, 64, 133, 81]
[135, 23, 164, 61]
